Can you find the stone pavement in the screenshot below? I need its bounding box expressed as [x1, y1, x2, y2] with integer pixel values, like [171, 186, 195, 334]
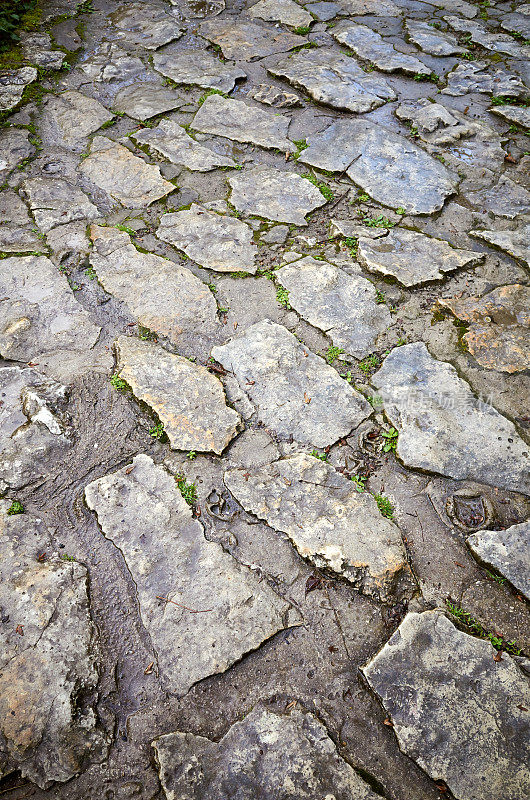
[0, 0, 529, 798]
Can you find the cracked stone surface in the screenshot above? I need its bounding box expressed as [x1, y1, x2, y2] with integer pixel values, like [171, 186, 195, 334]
[444, 15, 530, 58]
[404, 19, 465, 56]
[0, 67, 37, 112]
[250, 83, 302, 108]
[20, 32, 65, 69]
[395, 98, 484, 145]
[248, 0, 312, 27]
[112, 82, 184, 120]
[23, 177, 99, 233]
[442, 61, 528, 97]
[490, 105, 530, 129]
[276, 255, 391, 357]
[338, 0, 400, 14]
[357, 228, 483, 286]
[153, 49, 246, 92]
[228, 167, 326, 224]
[470, 225, 530, 268]
[332, 21, 430, 75]
[132, 119, 237, 170]
[110, 2, 184, 50]
[79, 136, 174, 208]
[211, 320, 371, 446]
[0, 503, 104, 788]
[0, 191, 41, 253]
[191, 93, 293, 151]
[363, 611, 530, 800]
[85, 454, 295, 695]
[156, 204, 257, 272]
[78, 42, 144, 82]
[226, 453, 410, 603]
[199, 19, 306, 59]
[437, 284, 530, 374]
[89, 225, 218, 344]
[465, 176, 530, 220]
[39, 90, 113, 147]
[153, 707, 381, 799]
[268, 48, 396, 113]
[467, 522, 530, 601]
[0, 129, 34, 181]
[372, 342, 530, 494]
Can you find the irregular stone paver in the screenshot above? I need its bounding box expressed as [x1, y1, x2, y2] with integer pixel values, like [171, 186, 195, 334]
[20, 32, 64, 69]
[444, 15, 530, 58]
[191, 93, 293, 151]
[432, 0, 477, 16]
[156, 204, 257, 273]
[39, 90, 113, 147]
[437, 284, 530, 374]
[268, 48, 396, 113]
[79, 136, 174, 208]
[0, 129, 34, 180]
[89, 225, 218, 343]
[470, 226, 530, 268]
[332, 21, 430, 75]
[249, 0, 312, 27]
[0, 255, 101, 370]
[211, 319, 371, 447]
[110, 2, 184, 49]
[465, 176, 530, 220]
[153, 50, 246, 92]
[357, 228, 483, 286]
[199, 19, 306, 59]
[228, 167, 326, 224]
[0, 504, 103, 788]
[23, 177, 99, 233]
[78, 42, 144, 82]
[276, 255, 391, 356]
[306, 1, 340, 21]
[0, 191, 41, 253]
[178, 0, 226, 16]
[338, 0, 400, 14]
[115, 337, 241, 453]
[501, 12, 530, 38]
[396, 98, 482, 145]
[372, 342, 530, 494]
[226, 453, 409, 603]
[490, 105, 530, 129]
[330, 218, 388, 240]
[85, 455, 294, 694]
[405, 19, 465, 55]
[250, 83, 302, 108]
[132, 119, 237, 170]
[0, 67, 37, 112]
[153, 707, 381, 799]
[362, 611, 530, 800]
[442, 61, 528, 98]
[300, 119, 458, 214]
[113, 82, 184, 120]
[467, 522, 530, 600]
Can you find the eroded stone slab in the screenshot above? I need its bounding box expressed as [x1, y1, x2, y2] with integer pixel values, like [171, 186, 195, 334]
[199, 19, 306, 59]
[396, 98, 483, 145]
[501, 12, 530, 39]
[153, 50, 246, 93]
[85, 455, 293, 694]
[444, 15, 530, 58]
[0, 129, 34, 180]
[156, 204, 257, 272]
[470, 226, 530, 268]
[372, 342, 530, 494]
[228, 167, 326, 224]
[23, 177, 99, 233]
[276, 256, 391, 357]
[490, 105, 530, 130]
[467, 522, 530, 600]
[338, 0, 400, 14]
[0, 191, 41, 253]
[332, 21, 430, 75]
[110, 2, 184, 50]
[249, 0, 312, 27]
[191, 93, 293, 151]
[0, 67, 37, 112]
[357, 228, 483, 286]
[0, 505, 103, 788]
[442, 61, 528, 98]
[79, 136, 174, 208]
[437, 284, 530, 373]
[132, 119, 237, 171]
[465, 176, 530, 220]
[115, 337, 241, 453]
[78, 42, 144, 82]
[300, 119, 458, 214]
[89, 226, 218, 343]
[226, 453, 409, 603]
[363, 611, 530, 800]
[39, 90, 113, 147]
[268, 48, 396, 113]
[211, 319, 371, 447]
[153, 707, 381, 799]
[20, 32, 64, 69]
[113, 82, 184, 120]
[250, 83, 302, 108]
[405, 19, 465, 56]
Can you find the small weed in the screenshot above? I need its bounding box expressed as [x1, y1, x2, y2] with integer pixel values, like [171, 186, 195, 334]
[115, 223, 136, 236]
[325, 345, 344, 364]
[373, 493, 394, 519]
[217, 305, 229, 315]
[445, 601, 521, 656]
[357, 193, 370, 202]
[276, 286, 291, 309]
[351, 474, 367, 493]
[343, 236, 358, 257]
[396, 206, 406, 215]
[110, 374, 128, 391]
[485, 569, 506, 585]
[375, 289, 386, 304]
[84, 266, 97, 280]
[359, 354, 380, 375]
[381, 427, 398, 452]
[301, 172, 333, 202]
[207, 282, 217, 293]
[396, 337, 407, 346]
[68, 279, 81, 292]
[344, 370, 353, 383]
[414, 72, 439, 82]
[6, 500, 24, 515]
[100, 117, 117, 129]
[175, 474, 197, 506]
[362, 214, 394, 229]
[310, 449, 329, 461]
[197, 88, 227, 106]
[61, 553, 76, 561]
[77, 1, 95, 12]
[186, 451, 196, 460]
[149, 422, 165, 439]
[138, 326, 157, 341]
[292, 25, 311, 35]
[292, 138, 308, 160]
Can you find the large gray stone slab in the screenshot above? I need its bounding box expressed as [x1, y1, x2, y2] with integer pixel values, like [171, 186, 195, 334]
[112, 82, 184, 121]
[79, 136, 174, 208]
[228, 167, 326, 225]
[357, 228, 483, 286]
[338, 0, 400, 14]
[156, 204, 257, 273]
[153, 50, 246, 93]
[226, 453, 410, 603]
[191, 93, 294, 152]
[363, 611, 530, 800]
[199, 19, 306, 59]
[0, 67, 37, 112]
[211, 319, 371, 447]
[78, 42, 144, 82]
[39, 90, 113, 147]
[444, 15, 530, 58]
[110, 2, 184, 49]
[20, 32, 64, 69]
[372, 342, 530, 494]
[89, 225, 218, 343]
[0, 504, 103, 788]
[268, 48, 396, 113]
[276, 255, 391, 356]
[115, 336, 241, 453]
[85, 455, 295, 695]
[396, 98, 492, 146]
[405, 19, 465, 56]
[300, 119, 458, 214]
[332, 21, 430, 75]
[250, 83, 302, 108]
[467, 522, 530, 600]
[23, 177, 99, 233]
[470, 225, 530, 268]
[466, 176, 530, 220]
[153, 707, 381, 800]
[490, 105, 530, 130]
[0, 191, 41, 253]
[248, 0, 312, 27]
[442, 61, 528, 98]
[501, 12, 530, 39]
[132, 119, 237, 171]
[0, 129, 34, 181]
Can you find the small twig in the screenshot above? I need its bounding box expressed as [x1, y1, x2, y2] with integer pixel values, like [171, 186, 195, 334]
[156, 595, 212, 613]
[328, 190, 349, 211]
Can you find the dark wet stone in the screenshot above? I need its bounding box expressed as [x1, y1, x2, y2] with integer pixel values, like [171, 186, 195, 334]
[199, 19, 306, 59]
